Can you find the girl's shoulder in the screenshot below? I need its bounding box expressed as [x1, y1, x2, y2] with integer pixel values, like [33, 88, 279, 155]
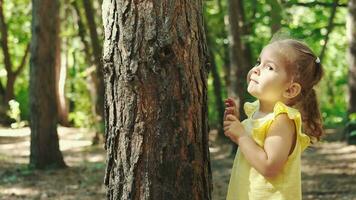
[244, 100, 311, 151]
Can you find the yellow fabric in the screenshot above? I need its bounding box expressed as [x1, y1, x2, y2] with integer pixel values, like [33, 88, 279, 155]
[226, 100, 311, 200]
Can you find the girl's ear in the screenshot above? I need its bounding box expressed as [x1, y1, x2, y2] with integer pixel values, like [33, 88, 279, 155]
[283, 82, 301, 99]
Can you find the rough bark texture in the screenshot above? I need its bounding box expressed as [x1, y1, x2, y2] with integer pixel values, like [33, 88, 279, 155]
[347, 0, 356, 115]
[29, 0, 66, 169]
[102, 0, 212, 199]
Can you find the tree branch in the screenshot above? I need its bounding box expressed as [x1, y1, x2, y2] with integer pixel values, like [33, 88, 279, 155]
[14, 43, 30, 77]
[319, 0, 338, 62]
[283, 1, 347, 8]
[71, 0, 92, 64]
[0, 0, 13, 74]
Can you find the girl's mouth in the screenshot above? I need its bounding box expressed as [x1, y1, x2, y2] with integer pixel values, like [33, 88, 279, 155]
[250, 79, 259, 84]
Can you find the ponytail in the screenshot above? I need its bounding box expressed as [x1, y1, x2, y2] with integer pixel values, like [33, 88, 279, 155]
[298, 88, 324, 142]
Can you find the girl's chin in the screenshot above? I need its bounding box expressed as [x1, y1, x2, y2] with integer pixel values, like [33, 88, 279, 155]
[247, 90, 259, 98]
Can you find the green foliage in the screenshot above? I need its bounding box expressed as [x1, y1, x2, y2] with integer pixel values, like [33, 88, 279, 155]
[0, 0, 351, 133]
[350, 130, 356, 137]
[15, 85, 29, 120]
[204, 0, 349, 129]
[349, 113, 356, 122]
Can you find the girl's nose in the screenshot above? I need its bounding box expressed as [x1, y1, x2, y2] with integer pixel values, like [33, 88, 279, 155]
[252, 66, 260, 75]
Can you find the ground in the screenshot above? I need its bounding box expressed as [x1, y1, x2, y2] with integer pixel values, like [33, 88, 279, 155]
[0, 127, 355, 199]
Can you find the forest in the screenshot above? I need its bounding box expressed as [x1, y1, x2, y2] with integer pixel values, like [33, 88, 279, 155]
[0, 0, 355, 199]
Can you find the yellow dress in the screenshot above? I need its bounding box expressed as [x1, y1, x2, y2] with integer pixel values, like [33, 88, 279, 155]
[226, 100, 311, 200]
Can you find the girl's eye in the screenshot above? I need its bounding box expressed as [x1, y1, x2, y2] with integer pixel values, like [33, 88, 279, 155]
[267, 66, 274, 70]
[255, 61, 261, 66]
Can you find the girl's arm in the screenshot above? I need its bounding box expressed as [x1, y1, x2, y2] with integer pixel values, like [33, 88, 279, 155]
[226, 113, 296, 178]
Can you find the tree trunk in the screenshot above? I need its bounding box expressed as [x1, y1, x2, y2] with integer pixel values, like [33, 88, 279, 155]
[348, 0, 356, 114]
[29, 0, 66, 169]
[209, 49, 226, 141]
[267, 0, 282, 34]
[72, 0, 91, 64]
[102, 0, 212, 199]
[83, 0, 105, 121]
[227, 0, 251, 120]
[83, 0, 105, 144]
[55, 31, 70, 126]
[205, 21, 225, 141]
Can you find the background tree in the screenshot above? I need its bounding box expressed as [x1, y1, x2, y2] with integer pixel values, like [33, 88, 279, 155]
[346, 0, 356, 144]
[82, 0, 105, 143]
[348, 0, 356, 114]
[0, 0, 29, 124]
[227, 0, 253, 120]
[29, 0, 66, 169]
[102, 0, 212, 199]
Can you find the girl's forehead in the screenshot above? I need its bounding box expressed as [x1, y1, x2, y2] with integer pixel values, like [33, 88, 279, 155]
[260, 44, 291, 66]
[260, 46, 280, 63]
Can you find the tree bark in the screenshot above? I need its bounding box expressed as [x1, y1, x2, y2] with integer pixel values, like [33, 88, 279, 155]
[348, 0, 356, 115]
[29, 0, 66, 169]
[102, 0, 212, 199]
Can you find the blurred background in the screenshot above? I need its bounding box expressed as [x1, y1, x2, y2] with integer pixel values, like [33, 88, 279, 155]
[0, 0, 355, 199]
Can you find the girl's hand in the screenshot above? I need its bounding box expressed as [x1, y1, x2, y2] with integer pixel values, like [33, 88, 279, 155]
[223, 114, 248, 144]
[224, 97, 239, 120]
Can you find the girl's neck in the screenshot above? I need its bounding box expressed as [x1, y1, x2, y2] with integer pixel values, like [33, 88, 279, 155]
[258, 100, 276, 113]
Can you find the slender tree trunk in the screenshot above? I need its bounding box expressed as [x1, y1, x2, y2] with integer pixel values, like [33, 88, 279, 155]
[348, 0, 356, 115]
[83, 0, 105, 144]
[227, 0, 251, 120]
[102, 0, 212, 199]
[72, 0, 91, 64]
[205, 20, 225, 141]
[319, 0, 339, 106]
[72, 0, 100, 138]
[267, 0, 282, 34]
[29, 0, 66, 169]
[83, 0, 104, 121]
[55, 32, 70, 126]
[209, 49, 225, 140]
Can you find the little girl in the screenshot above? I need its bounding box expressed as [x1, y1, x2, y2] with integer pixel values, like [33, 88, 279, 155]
[223, 38, 324, 200]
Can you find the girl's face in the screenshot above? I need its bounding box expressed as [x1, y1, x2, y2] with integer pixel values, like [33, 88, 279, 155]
[247, 44, 291, 102]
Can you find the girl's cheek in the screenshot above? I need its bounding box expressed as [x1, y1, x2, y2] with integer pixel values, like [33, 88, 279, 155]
[246, 70, 253, 83]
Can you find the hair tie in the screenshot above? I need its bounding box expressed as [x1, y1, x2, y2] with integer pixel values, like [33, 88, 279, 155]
[315, 57, 320, 64]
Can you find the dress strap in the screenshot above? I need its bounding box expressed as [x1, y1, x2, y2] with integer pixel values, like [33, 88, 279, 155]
[243, 100, 259, 119]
